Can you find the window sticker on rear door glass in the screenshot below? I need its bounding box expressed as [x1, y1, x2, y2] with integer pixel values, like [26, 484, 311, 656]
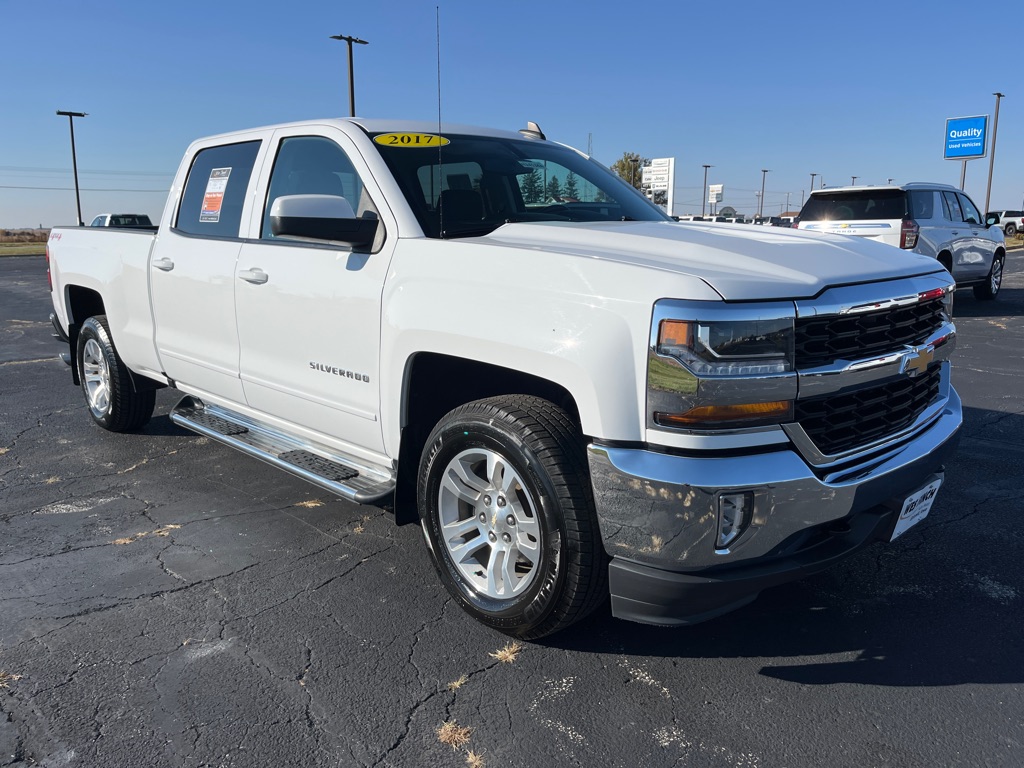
[200, 168, 232, 222]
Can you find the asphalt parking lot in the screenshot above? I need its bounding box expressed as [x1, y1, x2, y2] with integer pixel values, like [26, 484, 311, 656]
[2, 251, 1023, 768]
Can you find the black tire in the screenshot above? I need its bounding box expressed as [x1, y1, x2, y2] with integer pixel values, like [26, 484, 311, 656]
[973, 255, 1004, 301]
[417, 395, 606, 639]
[1005, 223, 1017, 237]
[77, 315, 155, 431]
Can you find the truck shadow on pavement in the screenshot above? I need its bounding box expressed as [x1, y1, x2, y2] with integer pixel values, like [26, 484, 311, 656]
[953, 286, 1024, 318]
[544, 405, 1024, 688]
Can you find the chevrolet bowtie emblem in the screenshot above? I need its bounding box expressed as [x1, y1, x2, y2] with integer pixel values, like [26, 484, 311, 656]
[902, 346, 934, 377]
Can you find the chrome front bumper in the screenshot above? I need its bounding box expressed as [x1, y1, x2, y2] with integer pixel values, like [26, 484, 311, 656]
[587, 383, 962, 625]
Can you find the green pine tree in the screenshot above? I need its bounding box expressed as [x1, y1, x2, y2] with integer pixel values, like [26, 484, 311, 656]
[564, 171, 579, 200]
[546, 175, 562, 201]
[520, 170, 543, 203]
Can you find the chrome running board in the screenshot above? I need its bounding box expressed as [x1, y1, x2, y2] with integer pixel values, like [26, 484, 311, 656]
[170, 395, 395, 503]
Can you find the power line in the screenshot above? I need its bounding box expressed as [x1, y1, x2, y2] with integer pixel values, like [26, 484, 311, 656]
[0, 185, 168, 192]
[0, 165, 172, 177]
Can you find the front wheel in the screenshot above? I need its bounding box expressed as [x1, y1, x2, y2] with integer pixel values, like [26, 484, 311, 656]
[77, 315, 155, 431]
[973, 255, 1003, 301]
[417, 396, 606, 639]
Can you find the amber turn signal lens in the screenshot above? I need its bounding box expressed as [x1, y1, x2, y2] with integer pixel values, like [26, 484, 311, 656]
[658, 319, 691, 347]
[655, 400, 793, 428]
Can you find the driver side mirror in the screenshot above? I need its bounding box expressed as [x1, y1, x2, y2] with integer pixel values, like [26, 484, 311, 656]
[985, 214, 999, 227]
[270, 194, 379, 248]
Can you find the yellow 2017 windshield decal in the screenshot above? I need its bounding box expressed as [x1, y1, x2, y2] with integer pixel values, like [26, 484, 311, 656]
[373, 133, 449, 147]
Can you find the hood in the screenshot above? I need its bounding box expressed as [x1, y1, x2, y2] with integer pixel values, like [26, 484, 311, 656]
[480, 220, 942, 301]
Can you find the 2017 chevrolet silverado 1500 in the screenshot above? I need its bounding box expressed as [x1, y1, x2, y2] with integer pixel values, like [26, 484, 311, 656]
[46, 119, 961, 638]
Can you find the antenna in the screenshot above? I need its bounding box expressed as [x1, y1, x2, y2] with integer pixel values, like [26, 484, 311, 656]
[436, 6, 444, 237]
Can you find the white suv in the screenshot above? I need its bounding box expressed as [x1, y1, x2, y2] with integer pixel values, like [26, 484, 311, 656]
[798, 183, 1006, 300]
[986, 210, 1024, 237]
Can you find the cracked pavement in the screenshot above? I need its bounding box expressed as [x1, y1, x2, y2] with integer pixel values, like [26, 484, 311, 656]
[1, 254, 1023, 767]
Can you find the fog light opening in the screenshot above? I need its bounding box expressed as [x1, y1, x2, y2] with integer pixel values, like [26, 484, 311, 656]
[716, 492, 753, 551]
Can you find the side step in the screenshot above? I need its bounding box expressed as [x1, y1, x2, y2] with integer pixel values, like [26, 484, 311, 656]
[170, 395, 395, 503]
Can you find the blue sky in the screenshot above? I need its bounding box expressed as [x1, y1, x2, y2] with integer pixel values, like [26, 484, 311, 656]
[2, 0, 1021, 227]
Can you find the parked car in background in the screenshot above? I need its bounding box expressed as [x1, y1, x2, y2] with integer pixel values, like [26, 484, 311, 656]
[89, 213, 154, 228]
[798, 183, 1006, 300]
[986, 210, 1024, 237]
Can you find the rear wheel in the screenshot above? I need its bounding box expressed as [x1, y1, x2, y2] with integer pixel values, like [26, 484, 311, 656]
[77, 316, 155, 431]
[417, 395, 606, 639]
[1005, 223, 1017, 237]
[973, 255, 1003, 301]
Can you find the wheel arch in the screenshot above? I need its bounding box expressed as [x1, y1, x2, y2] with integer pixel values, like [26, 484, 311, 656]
[64, 285, 106, 385]
[937, 250, 953, 274]
[392, 353, 581, 525]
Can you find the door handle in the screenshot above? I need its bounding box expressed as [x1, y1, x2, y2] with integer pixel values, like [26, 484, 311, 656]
[152, 257, 174, 271]
[238, 268, 269, 285]
[950, 231, 959, 236]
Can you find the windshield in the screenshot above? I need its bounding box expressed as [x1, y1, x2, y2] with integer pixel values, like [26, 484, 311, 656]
[369, 132, 670, 238]
[799, 189, 908, 221]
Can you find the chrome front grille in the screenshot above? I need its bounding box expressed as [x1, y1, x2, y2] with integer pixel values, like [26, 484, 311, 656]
[795, 297, 946, 368]
[795, 365, 942, 457]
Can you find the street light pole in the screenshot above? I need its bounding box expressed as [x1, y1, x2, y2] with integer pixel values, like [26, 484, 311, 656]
[759, 169, 770, 218]
[56, 110, 87, 226]
[701, 164, 712, 217]
[984, 92, 1005, 215]
[851, 176, 858, 186]
[329, 34, 369, 117]
[809, 173, 817, 195]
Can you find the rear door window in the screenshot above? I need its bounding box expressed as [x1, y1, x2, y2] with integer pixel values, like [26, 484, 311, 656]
[907, 190, 935, 220]
[941, 191, 964, 222]
[176, 140, 261, 238]
[799, 190, 907, 221]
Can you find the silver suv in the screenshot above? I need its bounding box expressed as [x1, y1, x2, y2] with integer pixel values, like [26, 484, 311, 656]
[798, 183, 1006, 300]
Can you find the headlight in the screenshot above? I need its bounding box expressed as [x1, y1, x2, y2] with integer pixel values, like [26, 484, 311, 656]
[647, 302, 798, 433]
[657, 318, 794, 376]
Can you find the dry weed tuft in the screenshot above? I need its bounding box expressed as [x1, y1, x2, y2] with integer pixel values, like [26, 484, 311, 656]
[466, 749, 485, 768]
[447, 674, 469, 691]
[295, 500, 324, 508]
[489, 641, 523, 664]
[112, 524, 181, 545]
[437, 720, 472, 750]
[0, 671, 23, 688]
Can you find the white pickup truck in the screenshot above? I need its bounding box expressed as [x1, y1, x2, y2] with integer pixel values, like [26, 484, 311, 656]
[46, 118, 962, 638]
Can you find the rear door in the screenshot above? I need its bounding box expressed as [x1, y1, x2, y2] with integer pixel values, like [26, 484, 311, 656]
[151, 134, 268, 403]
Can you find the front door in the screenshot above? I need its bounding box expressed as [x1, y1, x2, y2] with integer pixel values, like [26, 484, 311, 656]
[234, 129, 393, 459]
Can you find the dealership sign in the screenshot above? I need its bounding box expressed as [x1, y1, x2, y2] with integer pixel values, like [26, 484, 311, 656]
[944, 115, 988, 160]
